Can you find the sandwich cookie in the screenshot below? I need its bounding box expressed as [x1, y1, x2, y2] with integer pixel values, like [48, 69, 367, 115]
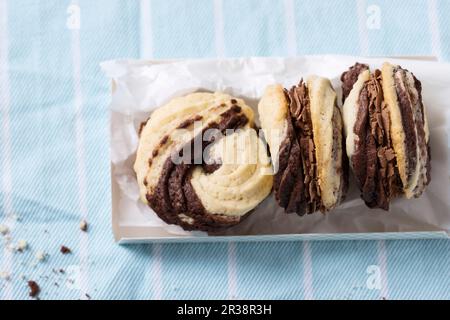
[341, 62, 431, 210]
[135, 92, 273, 231]
[258, 77, 348, 215]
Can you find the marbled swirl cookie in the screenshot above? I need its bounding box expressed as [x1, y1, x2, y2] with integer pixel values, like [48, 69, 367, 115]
[135, 92, 273, 231]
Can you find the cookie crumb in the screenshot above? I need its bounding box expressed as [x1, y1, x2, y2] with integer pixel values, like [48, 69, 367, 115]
[0, 224, 9, 235]
[60, 246, 71, 254]
[80, 220, 88, 232]
[28, 281, 40, 298]
[5, 243, 14, 252]
[0, 271, 11, 281]
[35, 251, 47, 262]
[16, 240, 28, 252]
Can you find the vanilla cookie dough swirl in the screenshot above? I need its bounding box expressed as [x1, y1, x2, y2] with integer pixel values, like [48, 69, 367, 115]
[135, 92, 273, 231]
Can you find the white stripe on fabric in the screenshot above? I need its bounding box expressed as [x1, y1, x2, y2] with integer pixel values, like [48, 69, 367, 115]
[302, 241, 314, 300]
[283, 0, 297, 56]
[377, 240, 389, 299]
[152, 244, 163, 299]
[227, 242, 238, 299]
[70, 0, 89, 300]
[139, 0, 153, 59]
[356, 0, 370, 56]
[0, 0, 14, 301]
[138, 3, 164, 300]
[213, 0, 225, 58]
[427, 0, 442, 60]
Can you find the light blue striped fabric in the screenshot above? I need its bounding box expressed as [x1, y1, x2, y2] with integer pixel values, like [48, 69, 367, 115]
[0, 0, 449, 300]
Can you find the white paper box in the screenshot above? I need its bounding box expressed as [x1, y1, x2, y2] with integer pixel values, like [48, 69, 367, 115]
[102, 56, 450, 244]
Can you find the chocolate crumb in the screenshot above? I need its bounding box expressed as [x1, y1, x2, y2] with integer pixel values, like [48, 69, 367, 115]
[28, 281, 40, 298]
[231, 99, 237, 104]
[60, 246, 72, 254]
[152, 149, 159, 157]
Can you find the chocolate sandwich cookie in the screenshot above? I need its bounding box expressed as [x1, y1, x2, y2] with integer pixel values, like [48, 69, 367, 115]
[258, 77, 348, 215]
[341, 62, 431, 210]
[135, 92, 273, 231]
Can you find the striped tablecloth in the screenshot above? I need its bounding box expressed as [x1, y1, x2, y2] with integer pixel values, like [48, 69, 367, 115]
[0, 0, 449, 300]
